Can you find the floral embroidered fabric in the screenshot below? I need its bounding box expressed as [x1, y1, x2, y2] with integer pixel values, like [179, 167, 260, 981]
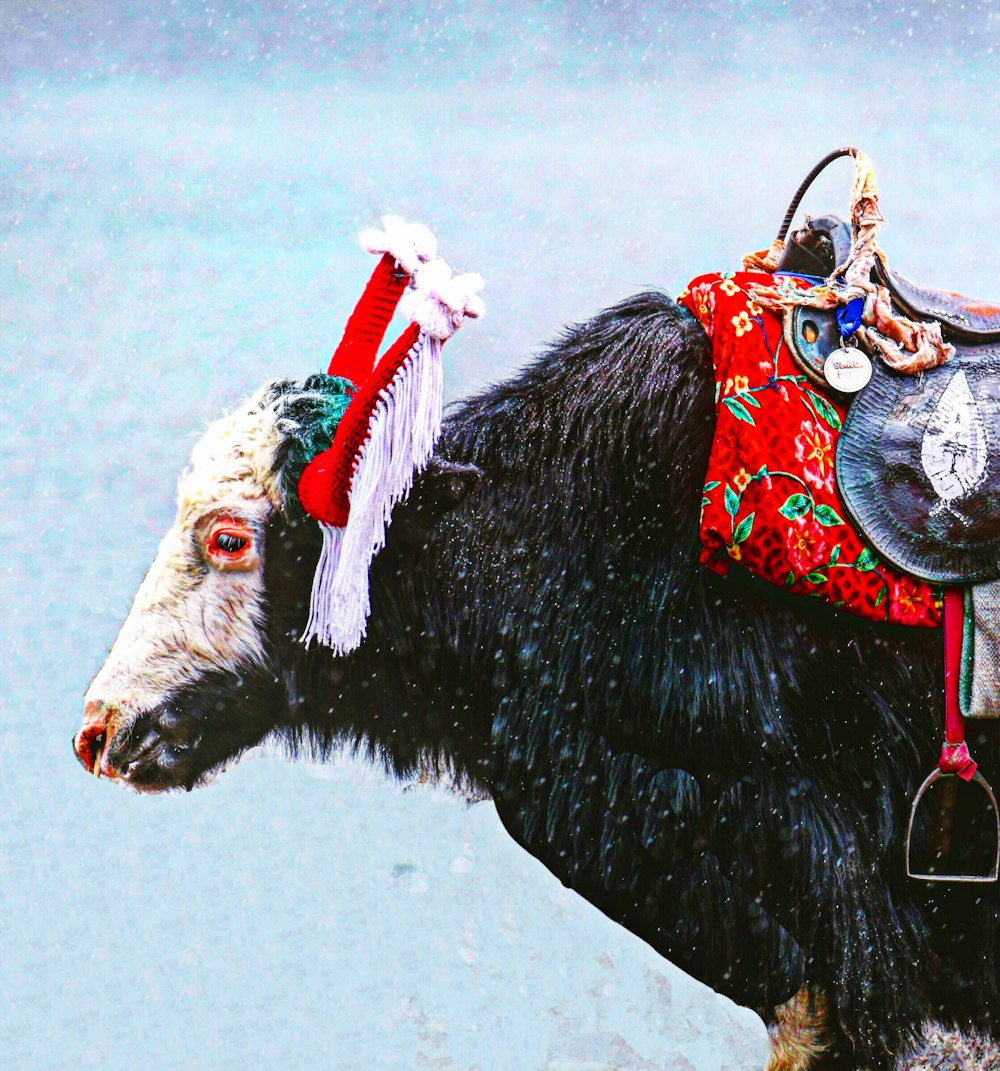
[679, 271, 941, 628]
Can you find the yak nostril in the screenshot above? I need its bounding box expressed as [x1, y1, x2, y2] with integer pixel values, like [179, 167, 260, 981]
[72, 733, 93, 771]
[76, 699, 120, 779]
[73, 725, 107, 776]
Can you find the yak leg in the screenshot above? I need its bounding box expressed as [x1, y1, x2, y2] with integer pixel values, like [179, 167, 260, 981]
[490, 688, 807, 1014]
[765, 987, 854, 1071]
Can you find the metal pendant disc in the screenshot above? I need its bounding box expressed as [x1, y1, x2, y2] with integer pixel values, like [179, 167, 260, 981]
[824, 347, 873, 393]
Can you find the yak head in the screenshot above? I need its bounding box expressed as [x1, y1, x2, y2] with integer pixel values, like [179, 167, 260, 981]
[74, 375, 476, 792]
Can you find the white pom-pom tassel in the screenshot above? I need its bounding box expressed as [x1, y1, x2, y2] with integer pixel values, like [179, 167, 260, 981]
[401, 260, 486, 340]
[360, 215, 438, 274]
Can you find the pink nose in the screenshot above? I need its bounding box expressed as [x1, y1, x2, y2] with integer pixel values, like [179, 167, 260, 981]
[74, 699, 120, 779]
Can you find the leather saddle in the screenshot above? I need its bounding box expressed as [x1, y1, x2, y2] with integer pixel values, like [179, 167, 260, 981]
[874, 254, 1000, 343]
[779, 217, 1000, 585]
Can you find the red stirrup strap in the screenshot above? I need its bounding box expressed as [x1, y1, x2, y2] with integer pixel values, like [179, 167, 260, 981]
[940, 587, 976, 781]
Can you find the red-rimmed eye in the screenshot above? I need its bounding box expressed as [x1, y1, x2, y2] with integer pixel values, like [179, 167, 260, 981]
[198, 515, 258, 572]
[211, 531, 248, 555]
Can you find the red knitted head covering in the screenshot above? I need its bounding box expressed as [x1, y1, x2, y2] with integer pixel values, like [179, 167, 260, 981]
[297, 216, 484, 652]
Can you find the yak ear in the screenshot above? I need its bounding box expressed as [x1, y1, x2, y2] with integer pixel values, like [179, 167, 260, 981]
[392, 459, 482, 545]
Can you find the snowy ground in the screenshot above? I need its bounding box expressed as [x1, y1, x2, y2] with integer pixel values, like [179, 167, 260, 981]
[1, 4, 997, 1069]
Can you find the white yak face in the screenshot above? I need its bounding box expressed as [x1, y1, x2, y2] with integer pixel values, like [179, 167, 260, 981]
[73, 374, 479, 792]
[75, 384, 289, 788]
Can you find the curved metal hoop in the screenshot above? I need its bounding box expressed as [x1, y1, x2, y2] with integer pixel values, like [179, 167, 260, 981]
[775, 147, 858, 243]
[905, 767, 1000, 883]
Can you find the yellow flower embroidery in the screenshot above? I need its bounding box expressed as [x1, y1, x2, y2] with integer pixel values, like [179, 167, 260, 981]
[897, 585, 922, 613]
[747, 300, 762, 316]
[723, 375, 750, 397]
[720, 279, 740, 297]
[732, 310, 753, 337]
[734, 467, 751, 492]
[726, 543, 743, 562]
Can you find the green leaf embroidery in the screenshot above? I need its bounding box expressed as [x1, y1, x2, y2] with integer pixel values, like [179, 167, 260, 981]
[724, 485, 740, 517]
[785, 571, 796, 587]
[741, 392, 762, 408]
[828, 543, 841, 565]
[733, 512, 755, 544]
[701, 497, 711, 508]
[703, 480, 721, 492]
[813, 503, 845, 527]
[778, 493, 811, 520]
[803, 571, 826, 584]
[856, 546, 880, 572]
[754, 464, 768, 478]
[723, 396, 756, 425]
[874, 588, 886, 607]
[805, 389, 843, 431]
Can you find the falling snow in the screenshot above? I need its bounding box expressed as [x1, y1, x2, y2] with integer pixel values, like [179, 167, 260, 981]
[1, 3, 998, 1069]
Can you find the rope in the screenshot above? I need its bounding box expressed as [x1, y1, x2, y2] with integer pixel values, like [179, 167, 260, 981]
[841, 148, 882, 286]
[743, 149, 954, 375]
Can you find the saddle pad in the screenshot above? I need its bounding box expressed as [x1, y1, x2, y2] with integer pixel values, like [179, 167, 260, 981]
[837, 340, 1000, 584]
[679, 271, 941, 628]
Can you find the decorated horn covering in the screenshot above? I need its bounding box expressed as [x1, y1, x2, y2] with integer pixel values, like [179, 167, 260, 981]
[297, 216, 484, 653]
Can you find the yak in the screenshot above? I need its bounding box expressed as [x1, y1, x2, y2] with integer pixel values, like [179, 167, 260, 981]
[74, 287, 1000, 1071]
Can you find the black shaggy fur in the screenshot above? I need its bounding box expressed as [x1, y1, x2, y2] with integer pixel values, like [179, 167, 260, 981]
[120, 292, 1000, 1069]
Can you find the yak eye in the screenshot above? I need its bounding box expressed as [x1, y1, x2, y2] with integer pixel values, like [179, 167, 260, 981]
[213, 532, 247, 554]
[197, 515, 259, 572]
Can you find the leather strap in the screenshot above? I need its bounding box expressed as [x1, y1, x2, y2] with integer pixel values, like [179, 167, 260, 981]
[940, 587, 977, 780]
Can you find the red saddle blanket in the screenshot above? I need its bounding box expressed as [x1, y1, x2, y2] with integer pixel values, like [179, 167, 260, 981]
[679, 271, 941, 628]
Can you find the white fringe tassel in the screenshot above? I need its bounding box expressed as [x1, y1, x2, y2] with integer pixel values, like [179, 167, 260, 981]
[301, 523, 346, 646]
[300, 333, 443, 653]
